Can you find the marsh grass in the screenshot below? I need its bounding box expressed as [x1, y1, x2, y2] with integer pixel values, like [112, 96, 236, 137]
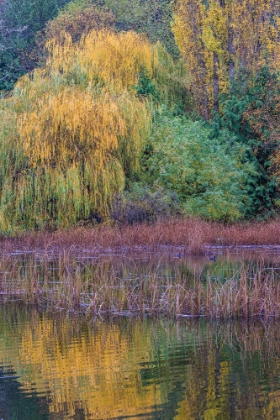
[2, 217, 280, 256]
[1, 251, 280, 318]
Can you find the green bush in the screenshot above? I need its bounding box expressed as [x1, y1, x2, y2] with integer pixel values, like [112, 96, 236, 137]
[141, 111, 257, 221]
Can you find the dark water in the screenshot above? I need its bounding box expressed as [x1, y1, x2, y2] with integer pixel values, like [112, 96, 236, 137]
[0, 305, 280, 419]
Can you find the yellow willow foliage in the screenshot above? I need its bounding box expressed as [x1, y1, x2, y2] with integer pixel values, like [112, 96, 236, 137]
[45, 30, 159, 93]
[13, 87, 129, 226]
[173, 0, 280, 117]
[9, 161, 124, 228]
[18, 88, 126, 168]
[13, 69, 64, 110]
[9, 86, 149, 227]
[0, 30, 154, 230]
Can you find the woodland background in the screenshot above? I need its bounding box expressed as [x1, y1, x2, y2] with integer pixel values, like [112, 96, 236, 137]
[0, 0, 280, 232]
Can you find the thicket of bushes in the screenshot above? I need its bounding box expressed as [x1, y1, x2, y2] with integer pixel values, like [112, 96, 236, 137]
[0, 0, 279, 231]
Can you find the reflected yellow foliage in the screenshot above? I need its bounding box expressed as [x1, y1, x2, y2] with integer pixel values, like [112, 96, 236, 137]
[1, 309, 280, 418]
[0, 314, 168, 418]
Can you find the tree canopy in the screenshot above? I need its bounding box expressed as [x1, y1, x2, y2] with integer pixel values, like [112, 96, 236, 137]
[0, 29, 188, 231]
[172, 0, 280, 118]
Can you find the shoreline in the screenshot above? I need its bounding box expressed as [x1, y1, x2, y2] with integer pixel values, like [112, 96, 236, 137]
[0, 217, 279, 318]
[1, 217, 280, 255]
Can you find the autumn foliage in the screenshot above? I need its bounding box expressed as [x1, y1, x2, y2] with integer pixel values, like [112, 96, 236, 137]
[0, 29, 188, 231]
[44, 3, 115, 43]
[172, 0, 280, 118]
[0, 0, 280, 233]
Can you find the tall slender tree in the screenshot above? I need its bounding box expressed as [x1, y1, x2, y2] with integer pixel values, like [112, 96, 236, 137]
[172, 0, 280, 117]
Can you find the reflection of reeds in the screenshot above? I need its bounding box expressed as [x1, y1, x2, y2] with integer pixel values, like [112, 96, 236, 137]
[216, 319, 280, 355]
[2, 218, 280, 255]
[1, 253, 280, 318]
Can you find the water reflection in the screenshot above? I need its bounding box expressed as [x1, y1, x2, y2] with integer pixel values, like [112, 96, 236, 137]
[0, 306, 280, 418]
[3, 247, 280, 292]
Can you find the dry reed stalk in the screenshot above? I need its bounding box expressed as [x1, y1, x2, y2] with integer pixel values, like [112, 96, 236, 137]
[1, 251, 280, 318]
[1, 217, 280, 255]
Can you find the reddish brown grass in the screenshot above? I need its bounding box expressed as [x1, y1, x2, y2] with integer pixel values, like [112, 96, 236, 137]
[1, 253, 280, 319]
[1, 217, 280, 254]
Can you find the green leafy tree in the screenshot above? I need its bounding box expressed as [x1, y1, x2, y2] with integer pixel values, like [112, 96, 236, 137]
[39, 1, 115, 45]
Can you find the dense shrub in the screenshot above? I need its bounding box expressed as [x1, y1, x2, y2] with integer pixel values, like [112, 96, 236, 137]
[141, 111, 257, 221]
[111, 185, 181, 224]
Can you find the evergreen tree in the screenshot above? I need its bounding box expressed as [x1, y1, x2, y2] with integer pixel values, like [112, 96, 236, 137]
[211, 67, 279, 218]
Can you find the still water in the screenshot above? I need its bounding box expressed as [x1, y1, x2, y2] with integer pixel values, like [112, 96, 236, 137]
[1, 304, 280, 419]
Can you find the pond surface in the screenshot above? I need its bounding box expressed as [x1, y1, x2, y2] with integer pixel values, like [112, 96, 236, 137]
[1, 248, 280, 418]
[1, 304, 280, 419]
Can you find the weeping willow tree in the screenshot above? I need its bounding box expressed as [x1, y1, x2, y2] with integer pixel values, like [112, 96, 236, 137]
[0, 30, 188, 231]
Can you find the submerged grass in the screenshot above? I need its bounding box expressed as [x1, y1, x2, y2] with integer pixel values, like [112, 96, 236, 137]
[1, 251, 280, 319]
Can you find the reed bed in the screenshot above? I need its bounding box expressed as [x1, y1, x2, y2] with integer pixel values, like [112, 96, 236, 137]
[1, 217, 280, 255]
[1, 252, 280, 319]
